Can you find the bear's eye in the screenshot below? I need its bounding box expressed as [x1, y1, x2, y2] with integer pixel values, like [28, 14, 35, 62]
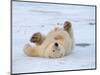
[53, 50, 55, 52]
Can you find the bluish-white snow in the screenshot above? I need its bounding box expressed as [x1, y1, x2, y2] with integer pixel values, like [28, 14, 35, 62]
[12, 1, 96, 74]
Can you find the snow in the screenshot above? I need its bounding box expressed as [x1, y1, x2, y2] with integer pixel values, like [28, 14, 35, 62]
[12, 1, 96, 74]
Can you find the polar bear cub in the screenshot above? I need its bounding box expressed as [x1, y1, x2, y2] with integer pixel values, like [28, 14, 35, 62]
[24, 21, 74, 58]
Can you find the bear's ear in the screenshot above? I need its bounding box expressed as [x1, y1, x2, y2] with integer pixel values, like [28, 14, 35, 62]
[63, 21, 72, 31]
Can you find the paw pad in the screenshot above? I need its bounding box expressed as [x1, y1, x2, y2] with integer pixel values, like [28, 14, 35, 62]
[64, 21, 71, 31]
[30, 32, 41, 43]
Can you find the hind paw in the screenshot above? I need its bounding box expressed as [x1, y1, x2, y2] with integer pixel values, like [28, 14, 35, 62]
[64, 21, 72, 31]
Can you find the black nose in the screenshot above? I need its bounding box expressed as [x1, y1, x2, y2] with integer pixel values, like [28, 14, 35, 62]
[55, 42, 58, 47]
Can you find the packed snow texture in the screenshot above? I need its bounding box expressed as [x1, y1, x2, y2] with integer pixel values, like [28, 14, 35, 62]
[12, 1, 96, 74]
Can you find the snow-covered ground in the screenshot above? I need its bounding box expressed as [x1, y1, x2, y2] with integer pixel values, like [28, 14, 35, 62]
[12, 1, 96, 74]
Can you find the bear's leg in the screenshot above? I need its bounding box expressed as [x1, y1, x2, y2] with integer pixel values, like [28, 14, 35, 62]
[30, 32, 45, 45]
[24, 43, 40, 57]
[63, 21, 74, 49]
[63, 21, 73, 39]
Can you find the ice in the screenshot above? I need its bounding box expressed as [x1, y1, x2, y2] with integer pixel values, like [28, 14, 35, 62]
[12, 1, 96, 74]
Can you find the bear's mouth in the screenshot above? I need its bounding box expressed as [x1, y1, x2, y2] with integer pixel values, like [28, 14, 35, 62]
[50, 49, 64, 58]
[48, 53, 63, 58]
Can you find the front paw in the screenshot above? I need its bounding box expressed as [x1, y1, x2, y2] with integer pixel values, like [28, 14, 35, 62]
[30, 32, 42, 43]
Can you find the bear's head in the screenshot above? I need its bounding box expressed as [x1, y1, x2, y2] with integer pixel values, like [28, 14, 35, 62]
[44, 42, 65, 58]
